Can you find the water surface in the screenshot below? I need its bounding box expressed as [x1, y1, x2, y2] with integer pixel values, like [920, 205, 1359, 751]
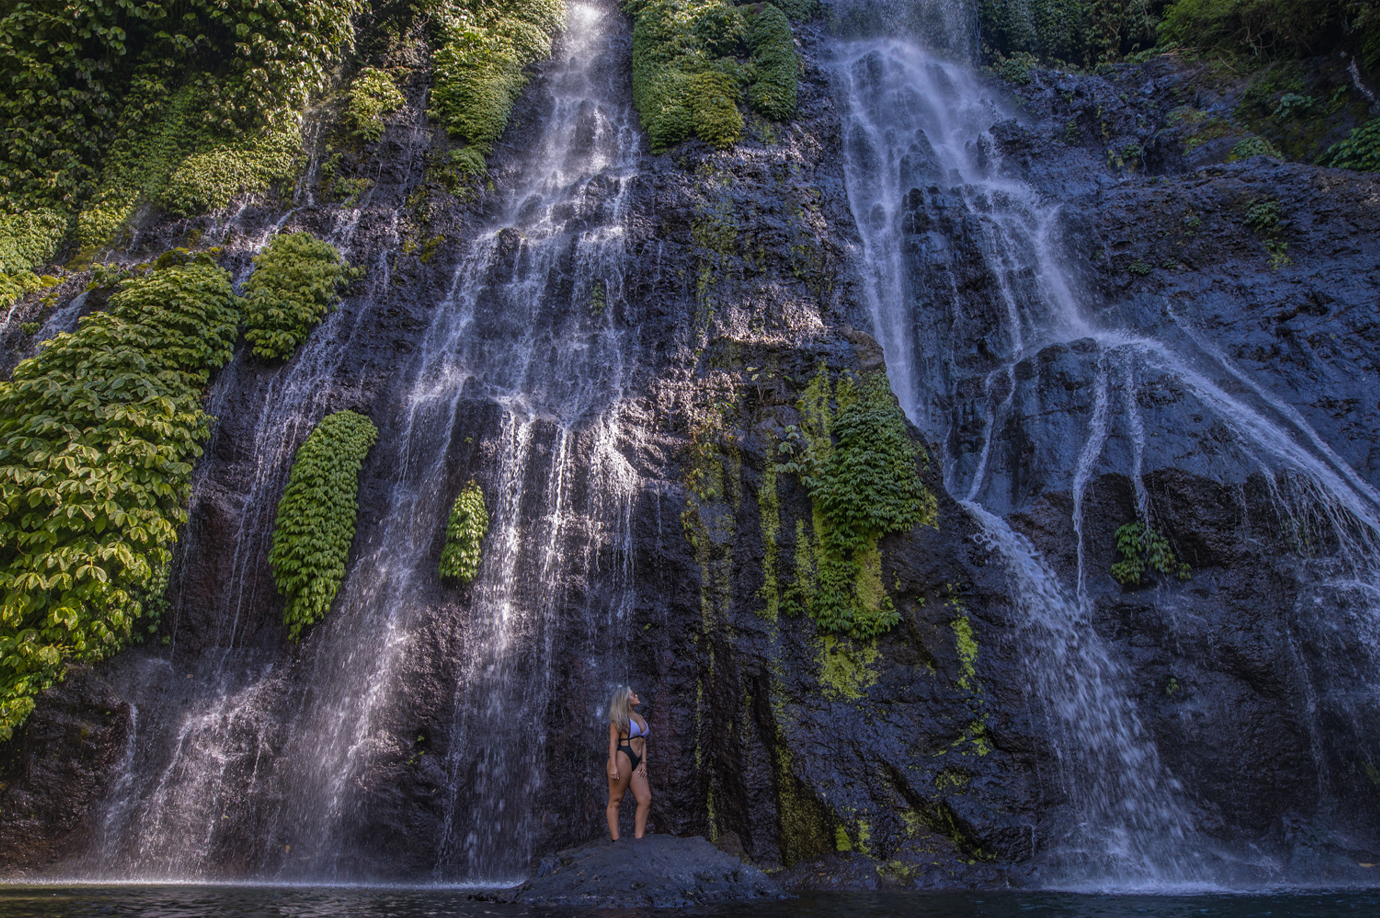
[2, 887, 1378, 918]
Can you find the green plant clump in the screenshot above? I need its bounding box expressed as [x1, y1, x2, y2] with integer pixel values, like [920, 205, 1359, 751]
[747, 4, 798, 121]
[241, 232, 354, 361]
[347, 68, 406, 143]
[1322, 118, 1380, 173]
[439, 481, 489, 584]
[269, 410, 378, 642]
[789, 371, 937, 639]
[1112, 521, 1191, 586]
[1, 1, 362, 227]
[978, 0, 1160, 66]
[428, 0, 568, 160]
[624, 0, 799, 153]
[0, 256, 240, 740]
[0, 209, 65, 308]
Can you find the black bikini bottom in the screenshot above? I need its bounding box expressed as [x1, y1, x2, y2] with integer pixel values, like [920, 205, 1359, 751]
[617, 741, 641, 773]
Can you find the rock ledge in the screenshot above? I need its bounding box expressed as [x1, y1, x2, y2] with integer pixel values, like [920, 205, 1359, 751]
[491, 835, 786, 908]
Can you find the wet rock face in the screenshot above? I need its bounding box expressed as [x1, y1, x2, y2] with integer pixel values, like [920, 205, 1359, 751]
[0, 668, 132, 875]
[492, 834, 785, 907]
[4, 8, 1380, 891]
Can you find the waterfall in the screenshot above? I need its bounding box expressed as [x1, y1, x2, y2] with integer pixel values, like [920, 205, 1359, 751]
[831, 34, 1380, 887]
[80, 0, 642, 882]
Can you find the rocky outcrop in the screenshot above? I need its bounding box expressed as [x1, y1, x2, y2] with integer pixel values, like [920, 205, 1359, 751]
[490, 835, 784, 907]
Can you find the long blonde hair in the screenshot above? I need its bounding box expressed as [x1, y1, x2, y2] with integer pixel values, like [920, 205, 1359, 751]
[609, 686, 632, 735]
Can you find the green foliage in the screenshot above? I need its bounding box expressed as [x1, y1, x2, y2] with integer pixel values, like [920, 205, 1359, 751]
[269, 410, 378, 642]
[690, 72, 745, 149]
[787, 370, 936, 640]
[0, 256, 240, 741]
[241, 232, 353, 361]
[1111, 521, 1191, 585]
[439, 480, 489, 584]
[0, 208, 65, 308]
[1244, 198, 1282, 232]
[625, 0, 799, 153]
[1159, 0, 1339, 56]
[1229, 136, 1284, 161]
[747, 5, 798, 121]
[979, 0, 1160, 67]
[1322, 118, 1380, 172]
[428, 0, 568, 156]
[0, 1, 362, 216]
[347, 68, 406, 143]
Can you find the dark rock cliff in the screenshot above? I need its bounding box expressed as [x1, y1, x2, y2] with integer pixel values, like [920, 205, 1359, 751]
[3, 2, 1380, 892]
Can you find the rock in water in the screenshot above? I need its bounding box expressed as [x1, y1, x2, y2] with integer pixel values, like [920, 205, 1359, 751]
[495, 835, 786, 908]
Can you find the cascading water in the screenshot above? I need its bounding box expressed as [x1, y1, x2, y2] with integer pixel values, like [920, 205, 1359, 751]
[79, 0, 642, 882]
[830, 23, 1380, 888]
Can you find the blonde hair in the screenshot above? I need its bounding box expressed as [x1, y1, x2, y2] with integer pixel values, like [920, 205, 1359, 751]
[609, 686, 632, 735]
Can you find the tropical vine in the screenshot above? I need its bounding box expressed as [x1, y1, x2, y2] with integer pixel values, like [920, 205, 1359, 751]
[0, 254, 240, 741]
[439, 480, 489, 584]
[269, 410, 378, 642]
[241, 232, 356, 361]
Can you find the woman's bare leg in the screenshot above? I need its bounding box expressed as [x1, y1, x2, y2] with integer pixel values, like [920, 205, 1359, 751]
[630, 768, 651, 838]
[606, 751, 633, 839]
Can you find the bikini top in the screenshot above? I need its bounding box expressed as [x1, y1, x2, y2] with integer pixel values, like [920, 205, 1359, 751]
[627, 718, 648, 739]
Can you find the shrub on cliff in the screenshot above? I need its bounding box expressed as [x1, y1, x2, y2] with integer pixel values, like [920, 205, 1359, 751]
[0, 256, 240, 741]
[242, 232, 356, 361]
[625, 0, 800, 153]
[347, 68, 406, 143]
[1322, 117, 1380, 172]
[429, 0, 568, 162]
[439, 481, 489, 584]
[269, 410, 378, 642]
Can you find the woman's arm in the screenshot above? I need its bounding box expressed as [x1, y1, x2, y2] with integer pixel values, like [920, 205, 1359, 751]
[608, 721, 620, 780]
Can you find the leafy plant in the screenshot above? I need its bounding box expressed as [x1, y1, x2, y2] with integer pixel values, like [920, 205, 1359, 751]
[0, 255, 240, 740]
[428, 0, 568, 162]
[439, 481, 489, 584]
[785, 371, 937, 639]
[624, 0, 800, 153]
[1244, 198, 1283, 232]
[1111, 521, 1191, 586]
[346, 68, 406, 143]
[269, 410, 378, 641]
[242, 232, 355, 361]
[1322, 117, 1380, 173]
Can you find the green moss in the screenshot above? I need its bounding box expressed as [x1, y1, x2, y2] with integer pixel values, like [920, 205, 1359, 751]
[0, 255, 240, 740]
[816, 633, 879, 700]
[834, 825, 853, 852]
[347, 68, 406, 143]
[241, 232, 354, 361]
[269, 410, 379, 641]
[429, 0, 567, 158]
[1228, 135, 1283, 161]
[758, 459, 781, 621]
[952, 613, 979, 692]
[856, 819, 873, 856]
[439, 481, 489, 584]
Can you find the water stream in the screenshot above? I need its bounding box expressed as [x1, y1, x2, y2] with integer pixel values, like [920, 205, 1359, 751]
[831, 33, 1380, 887]
[79, 0, 642, 883]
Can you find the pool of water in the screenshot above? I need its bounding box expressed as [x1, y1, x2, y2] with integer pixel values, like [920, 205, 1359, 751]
[2, 887, 1379, 918]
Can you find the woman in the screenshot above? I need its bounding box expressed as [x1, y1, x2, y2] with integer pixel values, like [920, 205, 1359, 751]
[606, 686, 651, 840]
